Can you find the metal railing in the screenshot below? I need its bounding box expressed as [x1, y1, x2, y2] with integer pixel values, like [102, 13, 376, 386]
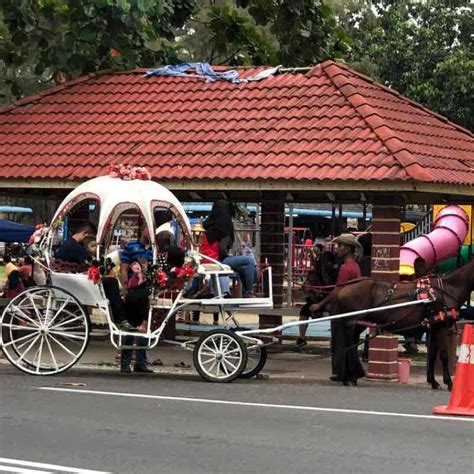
[402, 208, 433, 244]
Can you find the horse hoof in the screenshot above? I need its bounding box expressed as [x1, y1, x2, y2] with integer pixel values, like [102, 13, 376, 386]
[447, 383, 453, 392]
[431, 383, 442, 390]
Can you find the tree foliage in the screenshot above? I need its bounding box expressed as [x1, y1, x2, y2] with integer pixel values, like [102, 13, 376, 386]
[0, 0, 348, 102]
[338, 0, 473, 130]
[0, 0, 472, 131]
[178, 0, 350, 66]
[0, 0, 197, 100]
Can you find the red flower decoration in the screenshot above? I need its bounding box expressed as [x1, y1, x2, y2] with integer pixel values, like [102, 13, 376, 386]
[88, 267, 101, 285]
[182, 263, 195, 278]
[174, 267, 186, 279]
[156, 269, 168, 288]
[108, 164, 151, 181]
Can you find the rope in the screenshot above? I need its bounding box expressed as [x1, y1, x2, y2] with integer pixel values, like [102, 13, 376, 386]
[286, 272, 441, 293]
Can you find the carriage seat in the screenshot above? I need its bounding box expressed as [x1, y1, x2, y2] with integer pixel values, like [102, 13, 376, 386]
[199, 263, 232, 273]
[49, 258, 89, 274]
[49, 271, 109, 307]
[49, 259, 108, 307]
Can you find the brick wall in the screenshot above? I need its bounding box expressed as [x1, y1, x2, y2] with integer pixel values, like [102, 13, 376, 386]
[371, 204, 401, 282]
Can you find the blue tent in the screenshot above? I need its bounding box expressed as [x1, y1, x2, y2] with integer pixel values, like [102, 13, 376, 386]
[0, 219, 34, 243]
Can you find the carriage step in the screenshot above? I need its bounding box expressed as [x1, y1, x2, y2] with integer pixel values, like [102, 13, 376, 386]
[116, 345, 153, 350]
[229, 326, 252, 332]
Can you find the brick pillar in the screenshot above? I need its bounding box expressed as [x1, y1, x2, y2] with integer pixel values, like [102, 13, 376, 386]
[371, 203, 401, 282]
[259, 194, 285, 346]
[368, 201, 401, 379]
[367, 329, 399, 381]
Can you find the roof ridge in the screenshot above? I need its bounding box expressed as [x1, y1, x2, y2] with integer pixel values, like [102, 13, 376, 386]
[322, 60, 473, 139]
[321, 61, 435, 183]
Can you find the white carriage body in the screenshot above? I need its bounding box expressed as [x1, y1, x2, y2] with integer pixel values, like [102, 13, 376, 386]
[1, 173, 274, 381]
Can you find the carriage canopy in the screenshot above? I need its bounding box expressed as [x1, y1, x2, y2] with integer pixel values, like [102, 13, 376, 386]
[50, 173, 192, 246]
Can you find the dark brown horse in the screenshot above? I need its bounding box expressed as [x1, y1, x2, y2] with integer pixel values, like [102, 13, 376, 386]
[297, 252, 338, 345]
[321, 258, 474, 389]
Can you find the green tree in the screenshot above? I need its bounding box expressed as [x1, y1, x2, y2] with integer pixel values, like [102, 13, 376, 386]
[178, 0, 351, 66]
[0, 0, 197, 101]
[338, 0, 473, 130]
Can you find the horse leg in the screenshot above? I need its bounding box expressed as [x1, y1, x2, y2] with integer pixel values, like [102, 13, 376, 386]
[437, 325, 453, 391]
[427, 329, 441, 390]
[298, 302, 311, 340]
[330, 302, 344, 382]
[362, 333, 369, 362]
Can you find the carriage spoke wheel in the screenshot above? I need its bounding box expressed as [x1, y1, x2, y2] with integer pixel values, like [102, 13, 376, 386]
[0, 286, 90, 375]
[239, 344, 267, 379]
[193, 329, 247, 383]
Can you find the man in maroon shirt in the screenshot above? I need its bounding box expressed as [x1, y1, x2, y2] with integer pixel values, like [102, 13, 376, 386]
[334, 236, 361, 285]
[310, 234, 362, 383]
[310, 234, 362, 312]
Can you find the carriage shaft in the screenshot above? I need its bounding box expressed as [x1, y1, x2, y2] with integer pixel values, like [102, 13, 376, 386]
[236, 299, 434, 337]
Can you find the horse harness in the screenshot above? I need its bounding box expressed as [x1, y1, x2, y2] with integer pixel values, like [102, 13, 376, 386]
[386, 277, 459, 330]
[301, 273, 460, 334]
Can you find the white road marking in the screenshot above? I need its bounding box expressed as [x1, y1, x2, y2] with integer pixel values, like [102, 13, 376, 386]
[37, 386, 474, 423]
[0, 458, 108, 474]
[0, 466, 51, 473]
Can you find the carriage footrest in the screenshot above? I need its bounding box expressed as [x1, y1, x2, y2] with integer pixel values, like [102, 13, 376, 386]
[117, 345, 153, 350]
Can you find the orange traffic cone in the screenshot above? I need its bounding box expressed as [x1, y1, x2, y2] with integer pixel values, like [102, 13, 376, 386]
[433, 324, 474, 417]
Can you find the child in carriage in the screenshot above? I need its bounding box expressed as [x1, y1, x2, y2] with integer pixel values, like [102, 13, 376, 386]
[82, 237, 98, 260]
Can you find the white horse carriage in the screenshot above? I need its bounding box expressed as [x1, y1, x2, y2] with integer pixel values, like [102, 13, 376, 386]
[0, 172, 273, 382]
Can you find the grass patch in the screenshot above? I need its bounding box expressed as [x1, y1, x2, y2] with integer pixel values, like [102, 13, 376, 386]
[0, 264, 5, 280]
[412, 353, 427, 363]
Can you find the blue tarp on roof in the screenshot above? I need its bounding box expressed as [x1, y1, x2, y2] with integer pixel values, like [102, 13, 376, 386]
[0, 219, 34, 243]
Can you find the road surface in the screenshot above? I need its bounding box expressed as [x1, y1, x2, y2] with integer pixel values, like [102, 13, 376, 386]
[0, 366, 472, 473]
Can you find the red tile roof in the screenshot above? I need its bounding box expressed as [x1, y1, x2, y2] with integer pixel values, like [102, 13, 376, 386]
[0, 60, 473, 186]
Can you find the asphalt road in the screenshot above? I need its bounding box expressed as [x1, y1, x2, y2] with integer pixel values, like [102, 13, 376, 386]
[0, 366, 473, 474]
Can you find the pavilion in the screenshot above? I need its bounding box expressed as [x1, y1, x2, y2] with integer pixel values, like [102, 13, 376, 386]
[1, 60, 473, 326]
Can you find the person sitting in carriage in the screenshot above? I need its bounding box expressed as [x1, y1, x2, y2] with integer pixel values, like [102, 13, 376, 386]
[191, 200, 257, 299]
[55, 222, 96, 265]
[82, 237, 98, 259]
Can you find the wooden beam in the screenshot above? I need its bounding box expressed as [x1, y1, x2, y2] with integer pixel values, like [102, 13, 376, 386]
[2, 178, 474, 203]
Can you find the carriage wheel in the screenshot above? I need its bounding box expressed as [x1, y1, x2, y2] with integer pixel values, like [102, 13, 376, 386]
[0, 286, 90, 375]
[193, 329, 247, 383]
[239, 344, 268, 379]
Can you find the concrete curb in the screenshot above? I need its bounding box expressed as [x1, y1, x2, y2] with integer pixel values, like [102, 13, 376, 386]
[0, 358, 431, 389]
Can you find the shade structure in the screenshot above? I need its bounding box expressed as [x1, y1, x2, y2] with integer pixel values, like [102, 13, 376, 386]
[0, 219, 34, 243]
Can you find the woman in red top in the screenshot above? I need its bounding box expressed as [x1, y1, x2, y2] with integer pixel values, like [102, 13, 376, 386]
[199, 232, 220, 262]
[197, 200, 257, 297]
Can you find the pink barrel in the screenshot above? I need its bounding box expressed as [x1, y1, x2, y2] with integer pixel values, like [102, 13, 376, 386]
[398, 358, 411, 383]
